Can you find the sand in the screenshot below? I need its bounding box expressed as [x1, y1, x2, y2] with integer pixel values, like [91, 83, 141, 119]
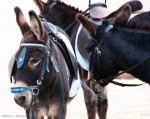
[0, 0, 150, 119]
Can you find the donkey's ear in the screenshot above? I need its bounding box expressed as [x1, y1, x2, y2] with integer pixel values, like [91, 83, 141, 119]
[14, 7, 30, 35]
[29, 10, 44, 41]
[33, 0, 45, 12]
[112, 4, 132, 26]
[76, 13, 97, 38]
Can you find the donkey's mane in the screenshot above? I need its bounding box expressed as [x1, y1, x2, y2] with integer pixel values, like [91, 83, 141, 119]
[46, 0, 83, 29]
[110, 26, 150, 48]
[51, 1, 82, 13]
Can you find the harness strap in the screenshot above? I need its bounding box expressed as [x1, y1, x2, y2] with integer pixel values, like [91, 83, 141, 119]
[58, 71, 64, 119]
[111, 80, 145, 87]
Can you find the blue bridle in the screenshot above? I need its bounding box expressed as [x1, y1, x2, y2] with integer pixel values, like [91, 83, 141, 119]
[11, 40, 51, 94]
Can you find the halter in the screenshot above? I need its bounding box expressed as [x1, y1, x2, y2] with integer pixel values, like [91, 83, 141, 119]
[11, 40, 51, 94]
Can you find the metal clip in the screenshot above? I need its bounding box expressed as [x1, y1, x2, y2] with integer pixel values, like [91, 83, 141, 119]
[37, 80, 42, 85]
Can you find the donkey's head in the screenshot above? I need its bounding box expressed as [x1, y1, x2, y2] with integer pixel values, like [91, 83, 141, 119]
[76, 14, 117, 85]
[76, 4, 132, 52]
[11, 7, 52, 108]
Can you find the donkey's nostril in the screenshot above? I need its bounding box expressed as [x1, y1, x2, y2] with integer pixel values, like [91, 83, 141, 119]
[19, 96, 26, 102]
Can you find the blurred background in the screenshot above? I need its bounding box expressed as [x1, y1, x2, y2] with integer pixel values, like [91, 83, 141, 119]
[0, 0, 150, 119]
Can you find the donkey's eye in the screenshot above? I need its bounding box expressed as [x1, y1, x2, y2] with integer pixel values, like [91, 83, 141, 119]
[29, 58, 42, 67]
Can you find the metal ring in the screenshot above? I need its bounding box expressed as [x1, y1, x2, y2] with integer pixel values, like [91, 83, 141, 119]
[37, 80, 42, 85]
[31, 89, 39, 95]
[52, 37, 57, 42]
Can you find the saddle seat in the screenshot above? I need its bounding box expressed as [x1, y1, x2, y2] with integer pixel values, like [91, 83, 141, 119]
[89, 2, 112, 19]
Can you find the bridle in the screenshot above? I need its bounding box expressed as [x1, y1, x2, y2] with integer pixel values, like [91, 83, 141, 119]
[89, 24, 147, 87]
[11, 40, 51, 93]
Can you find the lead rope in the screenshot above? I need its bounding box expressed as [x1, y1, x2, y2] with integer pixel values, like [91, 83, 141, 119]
[28, 94, 39, 119]
[58, 71, 64, 119]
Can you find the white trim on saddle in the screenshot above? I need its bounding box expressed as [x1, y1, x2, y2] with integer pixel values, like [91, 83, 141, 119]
[57, 32, 75, 57]
[69, 70, 81, 97]
[75, 24, 89, 71]
[57, 30, 82, 97]
[47, 23, 82, 97]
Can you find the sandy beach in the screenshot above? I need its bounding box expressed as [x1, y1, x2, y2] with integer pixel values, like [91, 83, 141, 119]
[1, 79, 150, 119]
[0, 0, 150, 119]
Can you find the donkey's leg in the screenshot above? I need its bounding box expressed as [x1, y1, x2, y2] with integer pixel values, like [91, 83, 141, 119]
[97, 98, 108, 119]
[79, 68, 97, 119]
[82, 82, 97, 119]
[95, 86, 108, 119]
[84, 78, 108, 119]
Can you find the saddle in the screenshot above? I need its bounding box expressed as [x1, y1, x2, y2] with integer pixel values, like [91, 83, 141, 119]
[89, 2, 111, 19]
[41, 19, 78, 81]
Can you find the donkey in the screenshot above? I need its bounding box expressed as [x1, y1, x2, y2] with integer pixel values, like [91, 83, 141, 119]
[108, 5, 150, 32]
[10, 7, 79, 119]
[127, 11, 150, 31]
[76, 13, 150, 86]
[32, 0, 148, 119]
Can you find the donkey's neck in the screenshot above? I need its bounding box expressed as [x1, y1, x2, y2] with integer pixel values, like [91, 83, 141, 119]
[45, 1, 83, 36]
[102, 27, 150, 83]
